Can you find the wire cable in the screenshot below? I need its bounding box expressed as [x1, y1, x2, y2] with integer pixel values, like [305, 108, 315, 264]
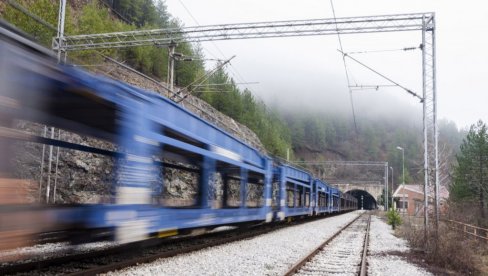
[338, 50, 423, 102]
[330, 0, 358, 134]
[177, 0, 256, 95]
[346, 46, 419, 55]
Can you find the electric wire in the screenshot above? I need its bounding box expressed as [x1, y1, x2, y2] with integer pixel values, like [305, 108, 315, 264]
[177, 0, 257, 96]
[176, 55, 236, 103]
[330, 0, 358, 135]
[338, 50, 423, 102]
[349, 84, 398, 91]
[345, 46, 419, 55]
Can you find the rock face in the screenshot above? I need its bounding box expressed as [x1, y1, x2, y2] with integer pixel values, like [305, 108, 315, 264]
[13, 60, 266, 204]
[92, 61, 266, 153]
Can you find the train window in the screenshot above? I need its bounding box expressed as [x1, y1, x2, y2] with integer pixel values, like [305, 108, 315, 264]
[305, 190, 310, 207]
[271, 176, 280, 210]
[160, 162, 200, 207]
[319, 193, 326, 207]
[6, 123, 116, 205]
[246, 173, 264, 208]
[209, 172, 223, 209]
[216, 162, 254, 208]
[286, 182, 294, 208]
[225, 177, 241, 207]
[296, 185, 304, 207]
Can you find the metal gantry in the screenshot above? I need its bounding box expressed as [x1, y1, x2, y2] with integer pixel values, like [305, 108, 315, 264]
[293, 160, 389, 210]
[54, 12, 438, 239]
[55, 13, 429, 51]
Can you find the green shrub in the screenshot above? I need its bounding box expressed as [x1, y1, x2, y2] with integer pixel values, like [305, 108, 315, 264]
[387, 208, 402, 230]
[3, 0, 60, 46]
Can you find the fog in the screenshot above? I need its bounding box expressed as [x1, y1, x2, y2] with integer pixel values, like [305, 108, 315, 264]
[205, 32, 424, 124]
[166, 0, 488, 128]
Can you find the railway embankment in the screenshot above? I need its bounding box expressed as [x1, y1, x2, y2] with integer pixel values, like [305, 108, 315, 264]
[105, 211, 361, 275]
[368, 215, 432, 276]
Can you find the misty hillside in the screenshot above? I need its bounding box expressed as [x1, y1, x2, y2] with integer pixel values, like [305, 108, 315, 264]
[1, 0, 467, 186]
[280, 105, 464, 184]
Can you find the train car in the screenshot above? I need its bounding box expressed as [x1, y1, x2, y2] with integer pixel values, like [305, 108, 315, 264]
[274, 164, 314, 220]
[340, 192, 358, 211]
[0, 22, 275, 244]
[329, 187, 341, 212]
[0, 21, 358, 248]
[313, 179, 330, 215]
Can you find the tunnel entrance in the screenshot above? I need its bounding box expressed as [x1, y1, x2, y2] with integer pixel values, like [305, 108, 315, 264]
[345, 189, 377, 210]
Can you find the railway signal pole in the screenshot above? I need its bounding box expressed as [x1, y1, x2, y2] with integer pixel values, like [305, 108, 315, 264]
[166, 41, 176, 92]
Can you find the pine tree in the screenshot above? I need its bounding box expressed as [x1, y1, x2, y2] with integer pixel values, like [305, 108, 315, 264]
[452, 120, 488, 219]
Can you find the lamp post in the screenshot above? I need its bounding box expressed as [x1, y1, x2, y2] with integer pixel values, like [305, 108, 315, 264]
[396, 146, 405, 184]
[396, 146, 405, 214]
[389, 166, 394, 210]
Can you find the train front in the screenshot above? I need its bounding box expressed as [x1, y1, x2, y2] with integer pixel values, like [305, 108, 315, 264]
[0, 23, 160, 251]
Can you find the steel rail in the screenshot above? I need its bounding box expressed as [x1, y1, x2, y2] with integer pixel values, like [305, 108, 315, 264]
[359, 215, 372, 276]
[65, 212, 352, 276]
[0, 226, 246, 275]
[283, 212, 365, 276]
[1, 212, 353, 275]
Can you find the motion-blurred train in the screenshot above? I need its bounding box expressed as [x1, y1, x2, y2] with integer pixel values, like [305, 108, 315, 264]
[0, 21, 357, 249]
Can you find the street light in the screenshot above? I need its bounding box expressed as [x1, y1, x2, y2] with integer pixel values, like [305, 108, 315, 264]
[389, 166, 394, 210]
[396, 146, 406, 213]
[396, 146, 405, 184]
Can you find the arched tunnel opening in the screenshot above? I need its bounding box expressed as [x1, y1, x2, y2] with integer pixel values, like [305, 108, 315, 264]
[345, 189, 377, 210]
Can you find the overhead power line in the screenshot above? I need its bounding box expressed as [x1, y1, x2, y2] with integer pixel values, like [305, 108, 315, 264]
[349, 84, 398, 91]
[338, 49, 423, 102]
[193, 82, 259, 87]
[345, 46, 419, 55]
[330, 0, 358, 135]
[176, 0, 257, 96]
[176, 55, 236, 103]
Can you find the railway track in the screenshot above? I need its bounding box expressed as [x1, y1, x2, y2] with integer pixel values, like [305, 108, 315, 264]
[1, 212, 352, 275]
[285, 213, 371, 276]
[1, 227, 253, 275]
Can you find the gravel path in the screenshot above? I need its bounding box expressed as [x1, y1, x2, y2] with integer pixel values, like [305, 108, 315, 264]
[368, 215, 432, 276]
[105, 211, 362, 276]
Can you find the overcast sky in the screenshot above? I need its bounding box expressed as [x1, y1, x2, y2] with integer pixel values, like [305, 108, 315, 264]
[165, 0, 488, 129]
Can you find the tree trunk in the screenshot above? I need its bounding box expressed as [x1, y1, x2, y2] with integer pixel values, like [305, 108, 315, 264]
[479, 154, 486, 219]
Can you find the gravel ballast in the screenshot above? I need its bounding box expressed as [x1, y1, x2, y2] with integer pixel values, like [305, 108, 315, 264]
[105, 211, 362, 275]
[296, 215, 369, 275]
[368, 215, 432, 276]
[0, 241, 118, 265]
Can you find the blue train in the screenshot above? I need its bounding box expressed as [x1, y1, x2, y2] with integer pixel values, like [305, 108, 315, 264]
[0, 22, 357, 247]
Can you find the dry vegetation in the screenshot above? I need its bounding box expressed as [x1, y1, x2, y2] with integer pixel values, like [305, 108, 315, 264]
[396, 214, 488, 275]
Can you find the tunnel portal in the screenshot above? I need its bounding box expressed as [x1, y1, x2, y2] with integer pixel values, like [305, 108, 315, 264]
[345, 189, 377, 210]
